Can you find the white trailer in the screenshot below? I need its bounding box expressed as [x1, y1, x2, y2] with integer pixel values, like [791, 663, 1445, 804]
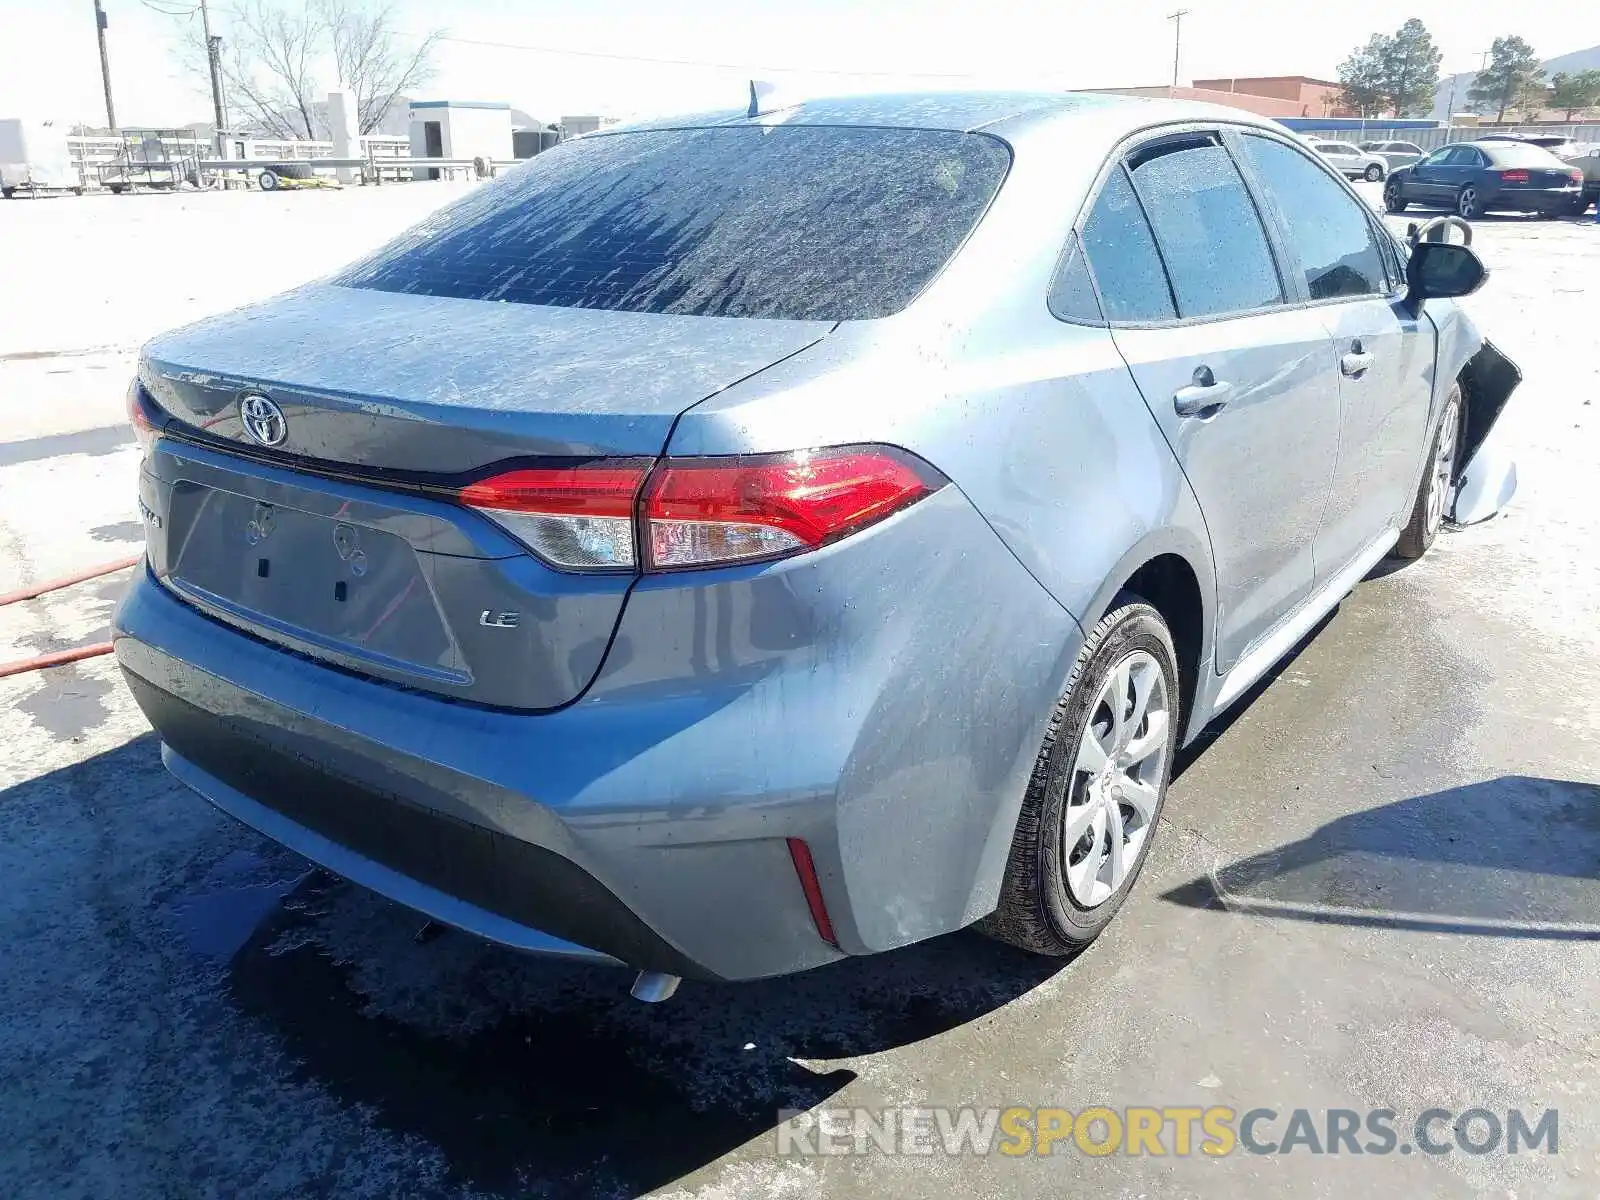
[0, 119, 81, 197]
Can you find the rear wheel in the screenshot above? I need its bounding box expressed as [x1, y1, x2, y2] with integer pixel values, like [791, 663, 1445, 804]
[979, 596, 1179, 957]
[1383, 178, 1407, 212]
[1456, 186, 1481, 219]
[1394, 385, 1463, 560]
[257, 169, 280, 191]
[1364, 163, 1384, 182]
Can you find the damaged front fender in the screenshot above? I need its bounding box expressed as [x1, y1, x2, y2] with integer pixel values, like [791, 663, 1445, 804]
[1451, 339, 1522, 526]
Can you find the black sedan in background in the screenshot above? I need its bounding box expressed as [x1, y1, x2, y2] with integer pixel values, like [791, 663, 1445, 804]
[1383, 139, 1584, 218]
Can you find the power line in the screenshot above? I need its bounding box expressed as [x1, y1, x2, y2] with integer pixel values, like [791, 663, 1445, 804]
[137, 0, 200, 15]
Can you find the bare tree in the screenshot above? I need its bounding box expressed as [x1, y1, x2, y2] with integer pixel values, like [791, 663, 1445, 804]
[171, 0, 440, 139]
[322, 0, 440, 133]
[219, 0, 325, 139]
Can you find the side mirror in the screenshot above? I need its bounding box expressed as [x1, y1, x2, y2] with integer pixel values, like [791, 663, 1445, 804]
[1405, 240, 1488, 313]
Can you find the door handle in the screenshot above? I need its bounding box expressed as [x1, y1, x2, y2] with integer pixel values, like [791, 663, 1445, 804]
[1341, 339, 1374, 378]
[1173, 365, 1234, 418]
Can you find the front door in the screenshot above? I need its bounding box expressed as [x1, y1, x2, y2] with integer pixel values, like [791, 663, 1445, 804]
[1233, 131, 1435, 577]
[1079, 135, 1341, 670]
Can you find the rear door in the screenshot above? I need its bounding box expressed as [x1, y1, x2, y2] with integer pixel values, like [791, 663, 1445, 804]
[1082, 132, 1341, 670]
[1235, 131, 1433, 577]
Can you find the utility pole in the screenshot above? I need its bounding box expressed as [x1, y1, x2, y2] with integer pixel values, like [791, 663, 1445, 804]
[1167, 9, 1191, 91]
[199, 0, 227, 157]
[92, 0, 116, 131]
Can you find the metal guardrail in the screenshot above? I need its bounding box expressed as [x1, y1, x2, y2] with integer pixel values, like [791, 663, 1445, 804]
[66, 134, 413, 188]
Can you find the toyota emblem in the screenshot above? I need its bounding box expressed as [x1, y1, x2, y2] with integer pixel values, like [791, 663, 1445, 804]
[239, 392, 287, 447]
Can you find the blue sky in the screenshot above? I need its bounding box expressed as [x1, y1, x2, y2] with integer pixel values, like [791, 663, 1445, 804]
[2, 0, 1595, 128]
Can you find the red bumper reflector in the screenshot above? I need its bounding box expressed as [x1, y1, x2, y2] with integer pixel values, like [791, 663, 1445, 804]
[787, 837, 838, 947]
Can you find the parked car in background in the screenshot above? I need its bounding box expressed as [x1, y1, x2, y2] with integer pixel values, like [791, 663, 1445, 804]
[1361, 140, 1426, 172]
[1384, 139, 1584, 218]
[1559, 144, 1600, 214]
[1479, 133, 1582, 159]
[1308, 139, 1386, 181]
[115, 92, 1520, 997]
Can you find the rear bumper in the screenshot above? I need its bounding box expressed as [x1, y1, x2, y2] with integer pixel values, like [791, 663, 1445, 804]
[1485, 186, 1582, 211]
[115, 485, 1083, 981]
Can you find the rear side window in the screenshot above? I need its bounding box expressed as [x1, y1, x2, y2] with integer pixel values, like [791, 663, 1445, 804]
[1484, 143, 1569, 168]
[335, 126, 1010, 321]
[1239, 134, 1389, 300]
[1048, 233, 1105, 324]
[1128, 141, 1283, 319]
[1079, 166, 1176, 322]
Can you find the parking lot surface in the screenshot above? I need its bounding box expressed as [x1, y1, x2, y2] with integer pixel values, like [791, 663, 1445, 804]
[2, 181, 1597, 1198]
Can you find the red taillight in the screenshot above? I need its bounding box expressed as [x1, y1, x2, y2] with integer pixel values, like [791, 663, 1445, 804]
[642, 446, 939, 570]
[457, 446, 942, 573]
[127, 380, 158, 455]
[1500, 169, 1531, 184]
[459, 462, 649, 570]
[1571, 169, 1585, 185]
[458, 464, 649, 517]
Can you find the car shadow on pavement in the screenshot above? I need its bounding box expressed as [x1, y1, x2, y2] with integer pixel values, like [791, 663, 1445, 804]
[225, 868, 1063, 1198]
[1159, 775, 1600, 939]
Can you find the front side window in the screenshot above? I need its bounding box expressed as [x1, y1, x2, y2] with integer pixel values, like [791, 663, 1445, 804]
[1079, 165, 1177, 322]
[1127, 140, 1283, 319]
[336, 126, 1011, 321]
[1238, 134, 1388, 301]
[1418, 148, 1451, 168]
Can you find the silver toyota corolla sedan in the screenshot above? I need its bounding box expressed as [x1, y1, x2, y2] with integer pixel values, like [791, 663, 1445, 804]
[114, 92, 1520, 999]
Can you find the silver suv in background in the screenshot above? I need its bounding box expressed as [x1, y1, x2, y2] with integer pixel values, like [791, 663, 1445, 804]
[1309, 139, 1387, 181]
[115, 93, 1520, 997]
[1361, 140, 1427, 171]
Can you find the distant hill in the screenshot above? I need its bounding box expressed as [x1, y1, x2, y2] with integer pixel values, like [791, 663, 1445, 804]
[1431, 44, 1600, 119]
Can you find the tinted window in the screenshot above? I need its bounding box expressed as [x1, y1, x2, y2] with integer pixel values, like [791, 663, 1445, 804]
[336, 126, 1010, 321]
[1482, 142, 1570, 168]
[1128, 141, 1282, 318]
[1080, 165, 1176, 322]
[1240, 134, 1388, 300]
[1418, 149, 1451, 167]
[1048, 234, 1105, 324]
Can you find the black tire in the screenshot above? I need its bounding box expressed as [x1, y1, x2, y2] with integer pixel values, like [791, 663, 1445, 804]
[1364, 163, 1384, 182]
[258, 169, 280, 191]
[1383, 180, 1407, 213]
[0, 187, 13, 199]
[978, 595, 1180, 957]
[1456, 186, 1481, 219]
[1394, 385, 1463, 560]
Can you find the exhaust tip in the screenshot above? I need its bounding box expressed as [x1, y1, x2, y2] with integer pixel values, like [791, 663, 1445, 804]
[630, 971, 681, 1003]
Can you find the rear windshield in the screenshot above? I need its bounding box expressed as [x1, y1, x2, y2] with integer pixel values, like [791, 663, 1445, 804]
[335, 126, 1011, 321]
[1482, 142, 1569, 168]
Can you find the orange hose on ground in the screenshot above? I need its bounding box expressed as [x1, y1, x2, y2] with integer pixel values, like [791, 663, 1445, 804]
[0, 555, 141, 608]
[0, 641, 115, 679]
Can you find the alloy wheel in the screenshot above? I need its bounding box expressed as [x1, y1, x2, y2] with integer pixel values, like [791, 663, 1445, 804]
[1458, 187, 1479, 218]
[1062, 650, 1170, 908]
[1425, 398, 1460, 537]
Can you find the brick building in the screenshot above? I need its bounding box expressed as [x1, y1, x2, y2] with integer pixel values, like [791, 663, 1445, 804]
[1083, 76, 1354, 120]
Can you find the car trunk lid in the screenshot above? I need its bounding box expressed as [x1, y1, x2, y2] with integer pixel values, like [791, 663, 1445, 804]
[136, 284, 832, 709]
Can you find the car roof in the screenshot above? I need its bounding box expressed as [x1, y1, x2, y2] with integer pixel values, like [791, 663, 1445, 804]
[609, 89, 1286, 139]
